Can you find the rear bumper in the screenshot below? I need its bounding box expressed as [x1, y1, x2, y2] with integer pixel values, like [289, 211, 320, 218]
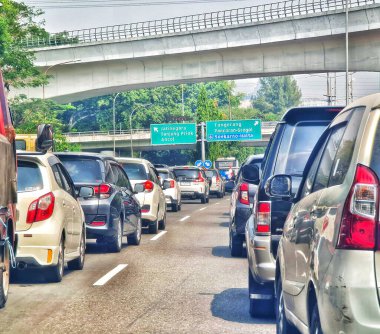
[165, 196, 178, 206]
[181, 191, 203, 199]
[83, 206, 118, 239]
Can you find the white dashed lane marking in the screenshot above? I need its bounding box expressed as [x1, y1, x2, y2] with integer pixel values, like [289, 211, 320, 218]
[150, 231, 167, 241]
[180, 215, 190, 222]
[93, 264, 128, 286]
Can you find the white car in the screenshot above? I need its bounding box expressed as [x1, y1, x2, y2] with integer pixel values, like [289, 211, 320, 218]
[117, 158, 167, 234]
[16, 153, 89, 282]
[172, 166, 210, 204]
[157, 168, 181, 212]
[205, 169, 225, 198]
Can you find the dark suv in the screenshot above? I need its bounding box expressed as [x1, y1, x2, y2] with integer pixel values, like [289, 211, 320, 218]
[245, 106, 343, 317]
[56, 153, 142, 253]
[229, 154, 263, 257]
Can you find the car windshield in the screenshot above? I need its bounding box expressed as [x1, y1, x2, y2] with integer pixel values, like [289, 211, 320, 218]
[158, 171, 169, 180]
[274, 122, 328, 176]
[121, 163, 148, 180]
[173, 169, 199, 180]
[60, 158, 103, 184]
[17, 161, 43, 192]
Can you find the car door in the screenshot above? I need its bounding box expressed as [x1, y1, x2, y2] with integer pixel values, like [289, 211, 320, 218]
[51, 164, 75, 252]
[56, 163, 83, 253]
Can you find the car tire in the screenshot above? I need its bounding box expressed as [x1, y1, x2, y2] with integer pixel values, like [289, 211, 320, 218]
[178, 203, 182, 211]
[206, 194, 210, 203]
[159, 212, 166, 230]
[310, 302, 323, 334]
[249, 269, 274, 318]
[201, 194, 206, 204]
[48, 237, 64, 283]
[107, 218, 123, 253]
[127, 218, 142, 245]
[149, 219, 159, 234]
[0, 242, 10, 308]
[276, 276, 298, 334]
[172, 203, 179, 212]
[68, 227, 86, 270]
[217, 191, 223, 198]
[229, 230, 244, 257]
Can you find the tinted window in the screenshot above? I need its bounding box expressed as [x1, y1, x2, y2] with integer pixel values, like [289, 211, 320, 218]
[173, 169, 199, 180]
[60, 158, 103, 184]
[274, 122, 329, 176]
[159, 171, 169, 180]
[57, 164, 75, 196]
[121, 163, 147, 180]
[313, 125, 346, 192]
[51, 164, 64, 189]
[17, 161, 43, 192]
[329, 107, 365, 187]
[371, 115, 380, 178]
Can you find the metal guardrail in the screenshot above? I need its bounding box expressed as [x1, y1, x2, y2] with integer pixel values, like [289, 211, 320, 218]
[22, 0, 377, 48]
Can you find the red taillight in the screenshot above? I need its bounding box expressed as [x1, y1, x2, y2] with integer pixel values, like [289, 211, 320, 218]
[26, 192, 55, 224]
[170, 180, 175, 188]
[337, 164, 378, 250]
[89, 221, 106, 227]
[194, 172, 205, 183]
[94, 183, 112, 199]
[239, 183, 250, 205]
[144, 180, 154, 192]
[256, 202, 271, 234]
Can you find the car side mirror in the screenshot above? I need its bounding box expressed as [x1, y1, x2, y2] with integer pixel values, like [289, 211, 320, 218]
[134, 183, 145, 193]
[241, 165, 259, 184]
[36, 124, 53, 153]
[163, 180, 171, 190]
[79, 186, 94, 198]
[265, 175, 292, 198]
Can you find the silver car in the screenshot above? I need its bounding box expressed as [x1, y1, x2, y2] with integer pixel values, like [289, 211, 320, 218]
[274, 94, 380, 334]
[205, 169, 224, 198]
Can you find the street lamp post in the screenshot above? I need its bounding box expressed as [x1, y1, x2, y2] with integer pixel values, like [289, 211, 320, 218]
[42, 59, 81, 99]
[129, 103, 152, 157]
[112, 92, 122, 157]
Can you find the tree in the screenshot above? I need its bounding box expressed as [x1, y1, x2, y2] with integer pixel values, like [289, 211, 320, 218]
[0, 1, 47, 88]
[252, 76, 302, 115]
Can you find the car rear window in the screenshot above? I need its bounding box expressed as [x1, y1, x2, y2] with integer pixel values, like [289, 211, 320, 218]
[60, 158, 103, 184]
[17, 161, 43, 192]
[121, 163, 148, 180]
[158, 171, 169, 180]
[205, 170, 217, 178]
[274, 122, 328, 176]
[173, 169, 199, 180]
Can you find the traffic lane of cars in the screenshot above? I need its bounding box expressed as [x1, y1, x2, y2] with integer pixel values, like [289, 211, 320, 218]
[1, 197, 275, 334]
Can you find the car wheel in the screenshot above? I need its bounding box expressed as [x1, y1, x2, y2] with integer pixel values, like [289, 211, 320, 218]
[0, 242, 10, 308]
[206, 194, 210, 203]
[127, 218, 142, 245]
[310, 302, 323, 334]
[178, 203, 182, 211]
[229, 230, 244, 257]
[201, 194, 206, 204]
[68, 227, 85, 270]
[276, 276, 298, 334]
[217, 191, 223, 198]
[172, 203, 179, 212]
[148, 219, 159, 234]
[159, 212, 166, 230]
[249, 269, 274, 317]
[48, 237, 64, 283]
[107, 218, 123, 253]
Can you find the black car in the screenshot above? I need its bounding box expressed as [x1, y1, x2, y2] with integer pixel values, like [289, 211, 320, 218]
[229, 154, 263, 257]
[245, 106, 343, 317]
[55, 153, 142, 253]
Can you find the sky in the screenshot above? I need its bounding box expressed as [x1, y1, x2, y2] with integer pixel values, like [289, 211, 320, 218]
[21, 0, 380, 104]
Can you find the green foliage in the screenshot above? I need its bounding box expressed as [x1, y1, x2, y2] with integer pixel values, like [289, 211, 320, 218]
[10, 97, 80, 151]
[252, 76, 302, 115]
[0, 1, 47, 87]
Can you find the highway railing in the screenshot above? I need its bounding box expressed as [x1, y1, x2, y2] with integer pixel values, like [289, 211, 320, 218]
[22, 0, 377, 48]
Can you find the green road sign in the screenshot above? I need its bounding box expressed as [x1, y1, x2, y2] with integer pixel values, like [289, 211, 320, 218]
[151, 123, 197, 145]
[206, 119, 262, 142]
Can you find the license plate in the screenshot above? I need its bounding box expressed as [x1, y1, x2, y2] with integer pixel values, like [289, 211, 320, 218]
[181, 182, 191, 186]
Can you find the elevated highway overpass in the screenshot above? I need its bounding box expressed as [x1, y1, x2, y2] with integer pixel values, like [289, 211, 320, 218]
[14, 0, 380, 103]
[64, 122, 277, 153]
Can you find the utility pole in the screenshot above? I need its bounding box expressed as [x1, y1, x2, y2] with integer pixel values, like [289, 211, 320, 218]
[345, 0, 349, 105]
[181, 84, 185, 119]
[200, 122, 206, 161]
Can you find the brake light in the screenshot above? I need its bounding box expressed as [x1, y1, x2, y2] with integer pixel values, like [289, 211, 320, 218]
[94, 183, 113, 199]
[144, 180, 154, 192]
[337, 164, 378, 250]
[239, 183, 250, 205]
[216, 176, 220, 184]
[194, 172, 205, 183]
[170, 180, 175, 188]
[26, 192, 55, 224]
[256, 202, 271, 234]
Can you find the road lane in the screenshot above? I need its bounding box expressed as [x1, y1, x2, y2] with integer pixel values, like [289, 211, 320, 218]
[0, 196, 275, 334]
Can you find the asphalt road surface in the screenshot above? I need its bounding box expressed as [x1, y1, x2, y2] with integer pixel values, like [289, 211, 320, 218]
[1, 196, 276, 334]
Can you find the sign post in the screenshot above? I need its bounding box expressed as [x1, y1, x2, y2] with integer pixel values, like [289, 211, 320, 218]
[151, 123, 197, 145]
[206, 120, 262, 142]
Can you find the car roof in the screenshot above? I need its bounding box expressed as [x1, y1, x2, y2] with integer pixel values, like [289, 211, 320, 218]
[55, 152, 116, 162]
[281, 106, 344, 125]
[116, 157, 152, 165]
[17, 152, 57, 164]
[156, 168, 171, 172]
[172, 166, 202, 170]
[245, 154, 264, 164]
